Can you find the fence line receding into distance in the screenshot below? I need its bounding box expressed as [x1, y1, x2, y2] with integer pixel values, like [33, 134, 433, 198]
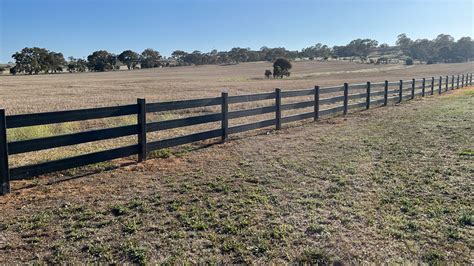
[1, 73, 472, 195]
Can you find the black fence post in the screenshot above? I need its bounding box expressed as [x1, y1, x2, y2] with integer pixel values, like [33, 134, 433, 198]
[451, 75, 454, 90]
[366, 81, 371, 109]
[411, 78, 415, 99]
[314, 86, 320, 121]
[398, 80, 403, 103]
[422, 78, 426, 97]
[430, 77, 434, 95]
[446, 76, 449, 92]
[137, 98, 147, 162]
[457, 75, 460, 89]
[343, 83, 349, 115]
[383, 80, 388, 106]
[438, 76, 442, 94]
[275, 88, 281, 130]
[462, 74, 465, 87]
[221, 92, 229, 142]
[0, 109, 10, 195]
[470, 73, 473, 85]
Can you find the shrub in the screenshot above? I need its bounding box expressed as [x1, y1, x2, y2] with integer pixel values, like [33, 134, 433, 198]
[264, 69, 272, 78]
[405, 58, 414, 65]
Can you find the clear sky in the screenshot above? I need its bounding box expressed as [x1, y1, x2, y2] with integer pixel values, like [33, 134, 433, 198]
[0, 0, 473, 63]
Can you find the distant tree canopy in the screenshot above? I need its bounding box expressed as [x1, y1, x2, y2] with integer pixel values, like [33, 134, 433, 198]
[12, 47, 66, 74]
[396, 33, 474, 63]
[141, 48, 162, 68]
[67, 57, 87, 73]
[118, 50, 140, 70]
[87, 50, 116, 72]
[9, 33, 474, 75]
[300, 43, 332, 59]
[333, 39, 379, 58]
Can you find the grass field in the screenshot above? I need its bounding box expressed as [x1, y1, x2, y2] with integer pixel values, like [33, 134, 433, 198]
[0, 60, 472, 114]
[0, 85, 472, 263]
[1, 61, 472, 169]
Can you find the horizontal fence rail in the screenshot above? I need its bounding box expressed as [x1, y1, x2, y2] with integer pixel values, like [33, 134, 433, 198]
[0, 73, 472, 195]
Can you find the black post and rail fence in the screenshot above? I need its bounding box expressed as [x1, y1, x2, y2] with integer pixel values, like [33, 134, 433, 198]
[0, 73, 472, 195]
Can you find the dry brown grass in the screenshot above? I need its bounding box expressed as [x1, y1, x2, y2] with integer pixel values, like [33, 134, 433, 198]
[0, 61, 472, 168]
[1, 60, 472, 114]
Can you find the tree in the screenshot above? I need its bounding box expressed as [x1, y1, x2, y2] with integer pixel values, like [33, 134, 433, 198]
[300, 43, 333, 59]
[264, 70, 272, 78]
[118, 50, 139, 70]
[264, 48, 290, 61]
[433, 34, 454, 62]
[87, 50, 115, 71]
[273, 58, 292, 78]
[67, 56, 77, 72]
[171, 50, 188, 64]
[76, 59, 88, 72]
[452, 37, 473, 62]
[410, 39, 434, 63]
[141, 48, 162, 68]
[108, 54, 119, 70]
[44, 52, 66, 73]
[438, 46, 452, 63]
[12, 47, 49, 74]
[396, 34, 413, 57]
[229, 47, 249, 63]
[67, 57, 88, 72]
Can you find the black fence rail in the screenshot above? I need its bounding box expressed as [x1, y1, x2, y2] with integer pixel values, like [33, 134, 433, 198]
[1, 73, 472, 195]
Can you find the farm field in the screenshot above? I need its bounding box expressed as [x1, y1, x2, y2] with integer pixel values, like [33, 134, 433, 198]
[0, 85, 472, 263]
[0, 60, 472, 114]
[1, 61, 472, 169]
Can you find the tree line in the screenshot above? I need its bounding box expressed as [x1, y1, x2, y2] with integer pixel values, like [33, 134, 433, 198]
[396, 34, 473, 64]
[7, 33, 473, 75]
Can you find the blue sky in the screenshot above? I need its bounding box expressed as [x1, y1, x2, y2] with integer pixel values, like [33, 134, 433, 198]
[0, 0, 473, 63]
